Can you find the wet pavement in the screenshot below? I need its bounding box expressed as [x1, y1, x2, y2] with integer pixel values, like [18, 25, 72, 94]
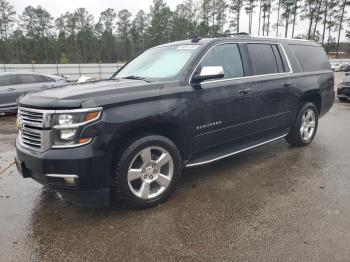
[1, 73, 350, 261]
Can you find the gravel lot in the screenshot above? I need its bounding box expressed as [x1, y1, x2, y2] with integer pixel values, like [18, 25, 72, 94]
[0, 72, 349, 261]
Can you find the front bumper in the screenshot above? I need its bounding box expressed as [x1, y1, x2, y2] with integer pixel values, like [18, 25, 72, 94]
[15, 137, 111, 207]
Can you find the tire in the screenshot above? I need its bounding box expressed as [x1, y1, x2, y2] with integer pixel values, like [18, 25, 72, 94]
[286, 102, 319, 147]
[338, 97, 348, 102]
[111, 134, 182, 209]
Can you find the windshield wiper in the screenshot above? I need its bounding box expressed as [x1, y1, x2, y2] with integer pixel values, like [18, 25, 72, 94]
[122, 76, 153, 83]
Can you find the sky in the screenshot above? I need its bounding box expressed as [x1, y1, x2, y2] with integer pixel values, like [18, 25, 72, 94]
[9, 0, 348, 41]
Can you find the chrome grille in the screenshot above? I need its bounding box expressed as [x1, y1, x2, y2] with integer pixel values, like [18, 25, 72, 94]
[18, 107, 45, 128]
[17, 106, 101, 152]
[20, 128, 42, 149]
[18, 107, 52, 152]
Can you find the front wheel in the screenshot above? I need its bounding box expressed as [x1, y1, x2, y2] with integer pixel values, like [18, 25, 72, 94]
[111, 134, 182, 209]
[286, 102, 319, 147]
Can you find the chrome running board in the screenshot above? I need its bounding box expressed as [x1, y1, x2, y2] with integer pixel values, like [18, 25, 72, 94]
[185, 134, 288, 168]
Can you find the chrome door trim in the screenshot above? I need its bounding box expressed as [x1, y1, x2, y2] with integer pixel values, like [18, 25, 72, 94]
[188, 41, 294, 86]
[185, 133, 288, 168]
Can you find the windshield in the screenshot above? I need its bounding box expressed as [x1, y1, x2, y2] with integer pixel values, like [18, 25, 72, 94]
[114, 45, 199, 81]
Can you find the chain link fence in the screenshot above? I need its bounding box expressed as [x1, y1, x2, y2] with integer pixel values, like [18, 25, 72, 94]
[0, 63, 125, 81]
[1, 59, 347, 82]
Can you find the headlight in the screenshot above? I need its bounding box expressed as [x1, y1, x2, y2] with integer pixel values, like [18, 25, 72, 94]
[58, 114, 74, 125]
[52, 109, 102, 148]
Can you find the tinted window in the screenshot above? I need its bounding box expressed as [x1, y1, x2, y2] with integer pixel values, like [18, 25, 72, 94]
[200, 44, 244, 79]
[0, 74, 18, 86]
[247, 44, 279, 75]
[19, 74, 39, 84]
[289, 44, 331, 71]
[35, 75, 53, 82]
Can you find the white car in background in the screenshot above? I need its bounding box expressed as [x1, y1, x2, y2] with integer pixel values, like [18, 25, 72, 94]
[331, 63, 342, 72]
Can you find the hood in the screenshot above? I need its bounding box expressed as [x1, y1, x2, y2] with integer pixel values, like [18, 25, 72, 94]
[19, 79, 164, 109]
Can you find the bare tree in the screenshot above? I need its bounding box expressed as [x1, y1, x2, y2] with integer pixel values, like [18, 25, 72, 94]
[258, 0, 262, 35]
[276, 0, 281, 36]
[321, 0, 328, 44]
[280, 0, 295, 38]
[291, 0, 300, 37]
[336, 0, 349, 57]
[261, 0, 273, 35]
[229, 0, 244, 33]
[245, 0, 257, 34]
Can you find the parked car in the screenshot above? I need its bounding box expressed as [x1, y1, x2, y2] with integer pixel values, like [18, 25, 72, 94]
[342, 64, 350, 72]
[15, 35, 334, 208]
[331, 63, 341, 72]
[337, 73, 350, 102]
[339, 63, 349, 71]
[0, 72, 67, 115]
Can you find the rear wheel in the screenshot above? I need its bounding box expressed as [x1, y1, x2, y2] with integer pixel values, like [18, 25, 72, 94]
[338, 97, 348, 102]
[286, 102, 318, 147]
[111, 134, 182, 209]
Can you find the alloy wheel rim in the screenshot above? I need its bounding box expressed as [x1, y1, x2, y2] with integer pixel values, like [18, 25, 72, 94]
[300, 109, 316, 141]
[127, 146, 174, 200]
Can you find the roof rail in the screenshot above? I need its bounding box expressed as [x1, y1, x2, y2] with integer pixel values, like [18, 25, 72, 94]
[228, 32, 250, 36]
[209, 32, 250, 38]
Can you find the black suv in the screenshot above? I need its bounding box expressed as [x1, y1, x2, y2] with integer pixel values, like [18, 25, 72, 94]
[15, 36, 334, 208]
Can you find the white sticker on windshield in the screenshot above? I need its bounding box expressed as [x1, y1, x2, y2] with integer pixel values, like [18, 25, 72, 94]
[177, 45, 199, 50]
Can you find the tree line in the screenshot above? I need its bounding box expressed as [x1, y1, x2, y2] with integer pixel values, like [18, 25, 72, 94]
[0, 0, 349, 64]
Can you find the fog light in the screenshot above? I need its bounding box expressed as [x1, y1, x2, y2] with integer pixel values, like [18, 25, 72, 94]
[46, 174, 79, 186]
[64, 177, 77, 184]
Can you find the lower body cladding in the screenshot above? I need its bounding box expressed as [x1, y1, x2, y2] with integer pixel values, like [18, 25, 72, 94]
[15, 137, 111, 207]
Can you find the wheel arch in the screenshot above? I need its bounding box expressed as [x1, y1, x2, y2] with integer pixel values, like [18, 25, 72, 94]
[300, 91, 321, 114]
[109, 120, 187, 168]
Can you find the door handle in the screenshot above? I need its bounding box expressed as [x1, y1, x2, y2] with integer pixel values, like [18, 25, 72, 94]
[282, 82, 292, 87]
[6, 87, 15, 91]
[239, 88, 252, 95]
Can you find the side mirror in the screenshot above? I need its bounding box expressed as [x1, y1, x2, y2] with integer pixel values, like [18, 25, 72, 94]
[192, 66, 224, 84]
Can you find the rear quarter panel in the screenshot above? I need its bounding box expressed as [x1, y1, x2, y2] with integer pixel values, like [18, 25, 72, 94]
[292, 71, 334, 117]
[283, 42, 335, 118]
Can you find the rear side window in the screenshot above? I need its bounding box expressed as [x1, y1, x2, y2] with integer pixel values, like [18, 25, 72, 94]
[35, 75, 54, 82]
[0, 74, 18, 86]
[200, 43, 244, 79]
[19, 74, 39, 84]
[289, 44, 331, 71]
[247, 44, 279, 75]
